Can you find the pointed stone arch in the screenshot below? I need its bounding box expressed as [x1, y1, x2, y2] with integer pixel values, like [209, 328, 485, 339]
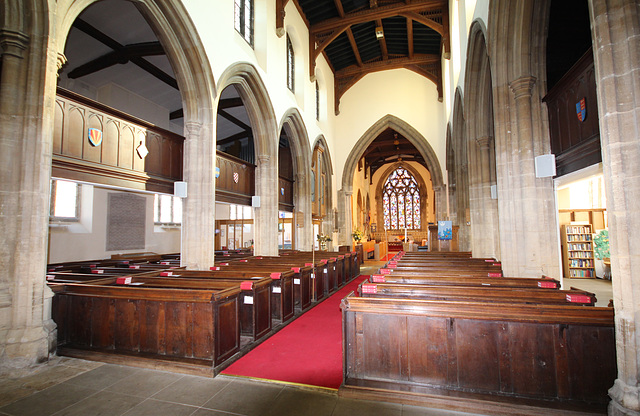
[217, 62, 279, 256]
[311, 135, 335, 239]
[0, 0, 219, 367]
[464, 20, 499, 259]
[339, 114, 444, 245]
[278, 108, 312, 250]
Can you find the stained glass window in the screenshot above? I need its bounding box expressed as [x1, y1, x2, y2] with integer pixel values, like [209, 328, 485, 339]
[383, 166, 421, 230]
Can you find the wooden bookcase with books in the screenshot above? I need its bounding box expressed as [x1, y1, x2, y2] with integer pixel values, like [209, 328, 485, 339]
[561, 224, 595, 278]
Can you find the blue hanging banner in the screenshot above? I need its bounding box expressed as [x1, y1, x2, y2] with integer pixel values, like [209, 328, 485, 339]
[438, 221, 452, 240]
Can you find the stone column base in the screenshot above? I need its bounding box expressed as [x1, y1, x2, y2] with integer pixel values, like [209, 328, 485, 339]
[609, 379, 640, 416]
[0, 326, 51, 375]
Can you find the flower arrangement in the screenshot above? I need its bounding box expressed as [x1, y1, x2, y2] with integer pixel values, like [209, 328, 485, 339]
[352, 229, 364, 243]
[594, 230, 610, 259]
[317, 234, 332, 243]
[317, 233, 331, 250]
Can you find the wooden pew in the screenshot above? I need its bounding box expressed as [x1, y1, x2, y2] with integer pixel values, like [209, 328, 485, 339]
[51, 282, 242, 376]
[369, 273, 561, 289]
[358, 281, 596, 306]
[77, 275, 272, 342]
[213, 262, 313, 314]
[158, 269, 295, 324]
[339, 293, 616, 414]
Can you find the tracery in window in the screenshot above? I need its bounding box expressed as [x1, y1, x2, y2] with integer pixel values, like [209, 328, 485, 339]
[234, 0, 253, 46]
[286, 35, 295, 92]
[382, 166, 421, 230]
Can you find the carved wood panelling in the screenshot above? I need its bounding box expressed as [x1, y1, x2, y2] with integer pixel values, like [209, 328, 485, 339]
[543, 49, 601, 177]
[53, 88, 183, 193]
[215, 152, 255, 205]
[278, 176, 294, 211]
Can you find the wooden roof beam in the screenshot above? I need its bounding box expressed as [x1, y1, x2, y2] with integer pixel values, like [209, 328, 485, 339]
[218, 109, 252, 132]
[346, 28, 363, 67]
[377, 19, 388, 60]
[407, 17, 414, 59]
[276, 0, 291, 37]
[310, 0, 444, 34]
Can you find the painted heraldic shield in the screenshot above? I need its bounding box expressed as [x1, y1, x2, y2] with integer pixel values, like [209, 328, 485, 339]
[88, 128, 103, 146]
[576, 98, 586, 122]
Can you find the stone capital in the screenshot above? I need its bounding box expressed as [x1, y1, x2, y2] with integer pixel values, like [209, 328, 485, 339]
[185, 121, 202, 137]
[0, 29, 29, 59]
[257, 154, 270, 163]
[509, 75, 537, 100]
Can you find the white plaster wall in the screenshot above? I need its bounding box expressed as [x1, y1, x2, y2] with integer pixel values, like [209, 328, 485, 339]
[183, 0, 335, 157]
[48, 186, 180, 263]
[334, 69, 446, 188]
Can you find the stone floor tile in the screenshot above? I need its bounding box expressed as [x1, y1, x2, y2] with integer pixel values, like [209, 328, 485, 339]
[63, 364, 139, 391]
[331, 397, 403, 416]
[51, 390, 145, 416]
[121, 399, 197, 416]
[20, 365, 87, 390]
[402, 404, 484, 416]
[106, 368, 182, 398]
[0, 387, 35, 408]
[0, 383, 97, 416]
[190, 408, 240, 416]
[202, 378, 284, 416]
[262, 386, 338, 416]
[152, 374, 230, 407]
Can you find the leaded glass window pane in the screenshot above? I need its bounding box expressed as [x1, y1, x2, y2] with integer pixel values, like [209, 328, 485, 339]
[382, 166, 422, 230]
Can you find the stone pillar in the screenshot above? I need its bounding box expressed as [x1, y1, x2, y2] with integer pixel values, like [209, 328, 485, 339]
[456, 163, 472, 252]
[588, 1, 640, 414]
[493, 76, 559, 277]
[181, 121, 216, 269]
[295, 173, 313, 251]
[338, 188, 353, 247]
[254, 154, 279, 256]
[433, 186, 447, 221]
[471, 136, 500, 259]
[0, 28, 55, 371]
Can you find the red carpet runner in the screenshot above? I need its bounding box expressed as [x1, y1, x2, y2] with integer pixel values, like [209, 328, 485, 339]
[221, 275, 370, 390]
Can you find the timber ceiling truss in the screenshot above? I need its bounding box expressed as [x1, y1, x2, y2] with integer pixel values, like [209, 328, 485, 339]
[278, 0, 450, 114]
[361, 128, 427, 183]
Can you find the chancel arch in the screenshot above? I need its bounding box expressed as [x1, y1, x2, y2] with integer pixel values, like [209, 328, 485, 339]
[339, 114, 443, 246]
[216, 62, 278, 256]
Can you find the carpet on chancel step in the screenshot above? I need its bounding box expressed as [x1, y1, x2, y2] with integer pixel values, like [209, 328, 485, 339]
[221, 274, 370, 390]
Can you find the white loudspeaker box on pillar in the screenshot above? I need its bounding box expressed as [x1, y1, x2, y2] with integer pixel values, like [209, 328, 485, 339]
[535, 154, 556, 178]
[174, 181, 187, 198]
[252, 195, 260, 207]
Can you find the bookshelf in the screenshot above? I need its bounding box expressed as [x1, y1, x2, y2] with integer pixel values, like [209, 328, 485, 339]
[561, 224, 595, 278]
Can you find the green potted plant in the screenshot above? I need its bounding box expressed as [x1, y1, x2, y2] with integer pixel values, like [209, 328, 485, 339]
[593, 229, 610, 279]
